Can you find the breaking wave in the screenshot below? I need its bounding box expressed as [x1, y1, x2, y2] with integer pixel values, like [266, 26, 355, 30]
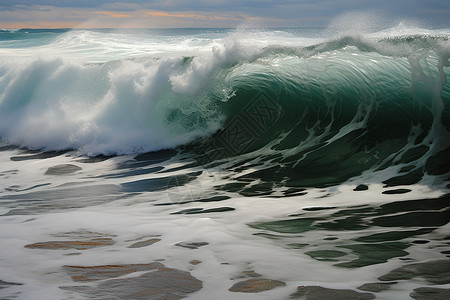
[0, 27, 449, 187]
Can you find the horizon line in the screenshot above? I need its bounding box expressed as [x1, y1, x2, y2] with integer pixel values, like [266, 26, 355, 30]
[1, 26, 327, 30]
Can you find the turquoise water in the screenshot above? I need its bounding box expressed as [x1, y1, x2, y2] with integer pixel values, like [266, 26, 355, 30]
[0, 26, 449, 299]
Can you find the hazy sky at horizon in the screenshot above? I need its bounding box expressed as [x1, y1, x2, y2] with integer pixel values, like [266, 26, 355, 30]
[0, 1, 448, 29]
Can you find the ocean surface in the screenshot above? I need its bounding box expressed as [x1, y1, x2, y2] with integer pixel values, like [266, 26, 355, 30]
[0, 25, 449, 299]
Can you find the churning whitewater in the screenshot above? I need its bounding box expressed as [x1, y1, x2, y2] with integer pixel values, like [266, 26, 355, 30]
[0, 25, 449, 300]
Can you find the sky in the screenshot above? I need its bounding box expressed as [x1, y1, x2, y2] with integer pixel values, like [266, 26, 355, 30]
[0, 0, 448, 29]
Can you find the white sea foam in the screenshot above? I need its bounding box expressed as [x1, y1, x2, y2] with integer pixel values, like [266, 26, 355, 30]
[0, 27, 326, 155]
[0, 54, 228, 155]
[0, 26, 449, 299]
[0, 147, 447, 299]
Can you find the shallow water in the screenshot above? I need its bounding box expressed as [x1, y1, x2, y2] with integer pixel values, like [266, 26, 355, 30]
[0, 146, 448, 299]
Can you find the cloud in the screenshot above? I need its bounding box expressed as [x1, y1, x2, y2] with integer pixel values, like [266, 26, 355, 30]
[143, 11, 207, 19]
[0, 1, 448, 28]
[94, 11, 132, 18]
[0, 5, 256, 29]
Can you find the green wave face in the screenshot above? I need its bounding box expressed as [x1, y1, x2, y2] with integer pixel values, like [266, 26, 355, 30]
[192, 36, 450, 188]
[0, 30, 449, 188]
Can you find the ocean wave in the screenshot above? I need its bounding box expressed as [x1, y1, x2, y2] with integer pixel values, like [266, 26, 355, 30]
[0, 29, 449, 182]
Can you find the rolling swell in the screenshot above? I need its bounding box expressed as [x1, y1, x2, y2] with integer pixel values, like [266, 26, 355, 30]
[0, 30, 449, 188]
[192, 36, 450, 188]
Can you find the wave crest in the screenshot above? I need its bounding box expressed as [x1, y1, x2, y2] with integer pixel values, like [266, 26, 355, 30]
[0, 29, 449, 164]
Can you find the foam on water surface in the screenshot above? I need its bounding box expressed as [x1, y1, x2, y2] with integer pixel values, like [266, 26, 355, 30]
[0, 25, 449, 299]
[0, 146, 449, 299]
